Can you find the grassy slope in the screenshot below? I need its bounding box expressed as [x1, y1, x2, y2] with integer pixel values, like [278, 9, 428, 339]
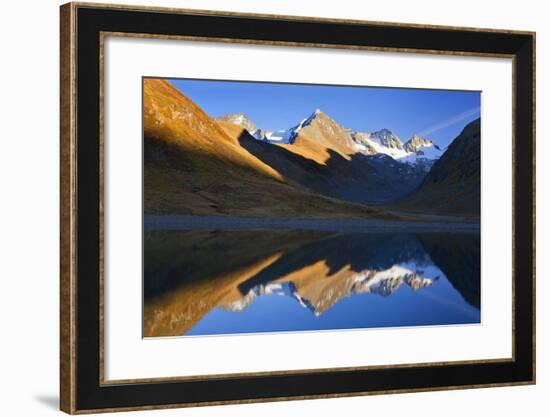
[144, 79, 393, 219]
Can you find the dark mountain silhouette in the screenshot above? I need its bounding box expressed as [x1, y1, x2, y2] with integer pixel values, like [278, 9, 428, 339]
[397, 118, 481, 216]
[416, 233, 480, 308]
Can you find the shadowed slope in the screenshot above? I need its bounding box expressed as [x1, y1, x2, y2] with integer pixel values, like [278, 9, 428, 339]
[236, 130, 427, 204]
[217, 109, 429, 204]
[397, 118, 481, 216]
[416, 233, 480, 308]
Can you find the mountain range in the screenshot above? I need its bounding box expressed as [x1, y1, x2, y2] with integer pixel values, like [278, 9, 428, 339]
[216, 111, 443, 167]
[144, 79, 480, 218]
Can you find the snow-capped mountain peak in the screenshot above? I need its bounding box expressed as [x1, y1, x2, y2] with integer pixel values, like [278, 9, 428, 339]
[404, 134, 441, 153]
[350, 129, 410, 159]
[216, 112, 258, 133]
[215, 113, 272, 141]
[369, 128, 404, 150]
[400, 134, 443, 167]
[262, 108, 323, 144]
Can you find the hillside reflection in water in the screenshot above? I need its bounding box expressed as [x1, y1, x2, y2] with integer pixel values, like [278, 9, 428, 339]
[143, 230, 480, 337]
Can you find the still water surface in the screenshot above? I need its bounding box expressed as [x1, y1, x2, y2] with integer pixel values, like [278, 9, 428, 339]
[143, 229, 480, 337]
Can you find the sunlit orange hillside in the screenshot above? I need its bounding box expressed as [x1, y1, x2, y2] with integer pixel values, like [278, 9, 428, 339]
[279, 110, 357, 164]
[144, 79, 281, 181]
[143, 79, 389, 219]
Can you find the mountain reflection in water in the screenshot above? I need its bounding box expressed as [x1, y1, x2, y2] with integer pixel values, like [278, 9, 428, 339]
[143, 230, 480, 337]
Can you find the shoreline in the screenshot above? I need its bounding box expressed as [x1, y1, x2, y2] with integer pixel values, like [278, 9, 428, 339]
[144, 214, 480, 233]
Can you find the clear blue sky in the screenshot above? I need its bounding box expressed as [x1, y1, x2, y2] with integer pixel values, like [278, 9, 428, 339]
[168, 78, 480, 149]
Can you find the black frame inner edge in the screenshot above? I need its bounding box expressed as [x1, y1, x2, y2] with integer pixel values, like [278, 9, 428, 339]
[74, 5, 534, 411]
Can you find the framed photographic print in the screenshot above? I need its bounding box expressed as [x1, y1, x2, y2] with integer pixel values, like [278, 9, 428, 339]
[60, 2, 536, 414]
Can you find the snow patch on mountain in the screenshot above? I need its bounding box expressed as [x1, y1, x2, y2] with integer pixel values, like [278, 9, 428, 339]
[220, 281, 317, 315]
[218, 109, 324, 144]
[351, 129, 443, 169]
[399, 135, 443, 167]
[351, 129, 410, 159]
[263, 108, 322, 144]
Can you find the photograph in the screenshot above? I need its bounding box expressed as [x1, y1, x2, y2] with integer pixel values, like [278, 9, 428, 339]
[142, 78, 481, 338]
